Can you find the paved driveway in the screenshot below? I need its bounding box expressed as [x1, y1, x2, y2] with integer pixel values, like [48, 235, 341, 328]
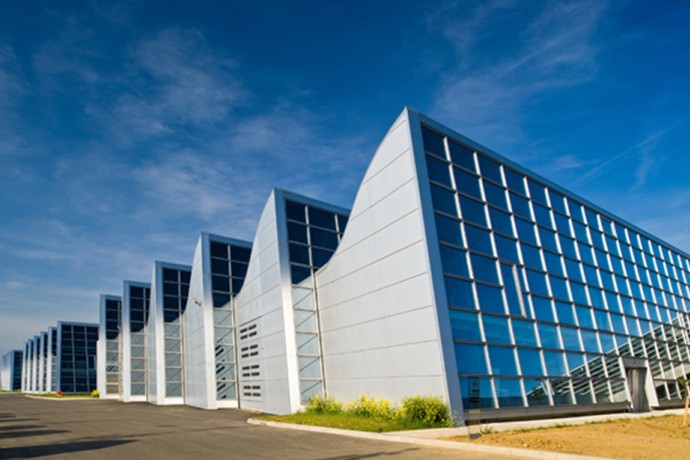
[0, 394, 512, 459]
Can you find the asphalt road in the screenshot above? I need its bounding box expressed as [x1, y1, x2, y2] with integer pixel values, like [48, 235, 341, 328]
[0, 393, 512, 459]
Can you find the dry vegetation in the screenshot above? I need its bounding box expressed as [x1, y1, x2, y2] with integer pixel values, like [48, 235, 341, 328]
[449, 415, 690, 460]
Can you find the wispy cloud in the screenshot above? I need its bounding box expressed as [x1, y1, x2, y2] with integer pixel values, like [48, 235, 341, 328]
[107, 28, 248, 137]
[430, 0, 606, 144]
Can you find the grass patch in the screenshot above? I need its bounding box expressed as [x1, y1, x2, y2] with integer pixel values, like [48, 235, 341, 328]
[32, 392, 96, 399]
[260, 412, 438, 433]
[260, 394, 453, 433]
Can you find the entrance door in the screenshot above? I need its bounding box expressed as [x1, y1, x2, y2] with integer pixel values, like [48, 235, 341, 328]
[627, 367, 649, 412]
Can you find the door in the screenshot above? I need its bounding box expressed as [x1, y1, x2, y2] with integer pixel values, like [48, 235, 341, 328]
[627, 367, 649, 412]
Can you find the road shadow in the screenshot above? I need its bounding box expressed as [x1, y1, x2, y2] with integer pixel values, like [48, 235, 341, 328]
[319, 448, 422, 459]
[0, 429, 70, 440]
[0, 425, 46, 432]
[0, 439, 135, 458]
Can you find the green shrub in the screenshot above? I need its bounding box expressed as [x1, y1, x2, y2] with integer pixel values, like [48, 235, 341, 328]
[399, 395, 451, 427]
[305, 395, 342, 414]
[344, 395, 394, 419]
[90, 389, 100, 398]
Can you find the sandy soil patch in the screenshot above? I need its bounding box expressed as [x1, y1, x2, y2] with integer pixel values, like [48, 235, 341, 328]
[448, 415, 690, 459]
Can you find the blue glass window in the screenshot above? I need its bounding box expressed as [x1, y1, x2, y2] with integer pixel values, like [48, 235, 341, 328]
[528, 180, 547, 205]
[551, 298, 576, 325]
[581, 330, 600, 352]
[449, 309, 482, 341]
[455, 343, 487, 374]
[422, 126, 446, 157]
[308, 207, 337, 231]
[454, 168, 482, 200]
[512, 319, 538, 346]
[494, 378, 524, 407]
[518, 348, 544, 376]
[515, 219, 538, 245]
[489, 346, 517, 375]
[440, 245, 469, 278]
[532, 296, 555, 323]
[484, 181, 508, 210]
[310, 227, 339, 249]
[504, 169, 526, 195]
[289, 243, 310, 265]
[510, 193, 532, 221]
[572, 221, 589, 243]
[549, 276, 570, 301]
[560, 236, 578, 259]
[459, 377, 495, 408]
[476, 283, 505, 314]
[448, 140, 475, 171]
[555, 213, 571, 236]
[589, 287, 606, 309]
[430, 184, 457, 216]
[539, 324, 562, 349]
[445, 276, 475, 309]
[576, 306, 595, 329]
[471, 253, 499, 285]
[594, 309, 612, 331]
[578, 243, 595, 265]
[544, 251, 564, 276]
[549, 191, 567, 215]
[501, 264, 523, 315]
[543, 351, 567, 376]
[459, 196, 488, 227]
[521, 244, 542, 270]
[560, 326, 582, 351]
[478, 155, 502, 184]
[489, 207, 513, 236]
[435, 214, 463, 247]
[526, 269, 549, 296]
[483, 315, 511, 344]
[425, 155, 452, 187]
[495, 235, 519, 263]
[539, 227, 559, 253]
[533, 204, 552, 228]
[565, 259, 583, 282]
[465, 224, 493, 255]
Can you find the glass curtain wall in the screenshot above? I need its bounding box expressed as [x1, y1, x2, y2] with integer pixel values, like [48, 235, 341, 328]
[422, 125, 690, 411]
[59, 324, 98, 394]
[129, 284, 150, 396]
[104, 297, 122, 395]
[284, 199, 349, 402]
[209, 239, 251, 401]
[162, 268, 190, 398]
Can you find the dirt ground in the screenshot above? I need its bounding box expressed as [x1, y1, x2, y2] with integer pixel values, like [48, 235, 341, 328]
[449, 415, 690, 460]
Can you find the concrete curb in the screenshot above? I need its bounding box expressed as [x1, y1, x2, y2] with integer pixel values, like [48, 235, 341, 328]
[24, 395, 99, 401]
[247, 418, 611, 460]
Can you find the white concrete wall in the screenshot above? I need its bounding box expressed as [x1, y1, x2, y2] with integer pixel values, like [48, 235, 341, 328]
[122, 281, 151, 403]
[97, 296, 107, 398]
[147, 263, 163, 404]
[315, 109, 457, 409]
[234, 192, 300, 414]
[183, 237, 216, 409]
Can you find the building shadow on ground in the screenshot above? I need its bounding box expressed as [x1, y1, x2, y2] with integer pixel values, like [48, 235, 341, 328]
[0, 439, 135, 458]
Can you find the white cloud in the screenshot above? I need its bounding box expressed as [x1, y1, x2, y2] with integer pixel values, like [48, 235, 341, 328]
[109, 28, 248, 137]
[430, 0, 606, 143]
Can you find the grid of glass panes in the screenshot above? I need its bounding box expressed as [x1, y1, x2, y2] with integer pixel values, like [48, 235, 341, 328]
[42, 333, 48, 391]
[104, 298, 122, 395]
[58, 325, 97, 394]
[50, 329, 57, 391]
[422, 125, 690, 411]
[285, 199, 349, 403]
[162, 268, 190, 398]
[129, 285, 150, 396]
[209, 239, 251, 401]
[13, 351, 22, 390]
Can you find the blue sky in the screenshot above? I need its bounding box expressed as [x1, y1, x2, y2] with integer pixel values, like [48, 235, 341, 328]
[1, 0, 689, 355]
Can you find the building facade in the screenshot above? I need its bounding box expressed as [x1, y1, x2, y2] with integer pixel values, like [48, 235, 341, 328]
[121, 281, 151, 402]
[56, 322, 98, 394]
[183, 233, 252, 410]
[0, 350, 22, 391]
[98, 295, 123, 399]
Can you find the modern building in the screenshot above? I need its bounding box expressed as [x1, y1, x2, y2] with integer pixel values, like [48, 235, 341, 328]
[183, 233, 252, 410]
[37, 331, 48, 393]
[232, 190, 350, 414]
[146, 261, 191, 405]
[121, 280, 151, 402]
[97, 294, 123, 399]
[0, 350, 22, 391]
[55, 321, 98, 394]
